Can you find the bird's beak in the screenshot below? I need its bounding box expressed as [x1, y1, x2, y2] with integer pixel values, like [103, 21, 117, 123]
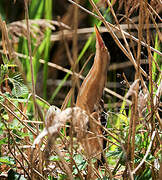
[94, 25, 105, 49]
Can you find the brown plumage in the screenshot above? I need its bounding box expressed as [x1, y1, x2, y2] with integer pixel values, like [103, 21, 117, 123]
[76, 25, 110, 179]
[76, 25, 110, 114]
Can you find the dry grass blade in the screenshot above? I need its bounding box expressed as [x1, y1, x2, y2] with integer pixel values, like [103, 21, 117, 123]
[106, 0, 136, 70]
[68, 0, 162, 56]
[89, 0, 149, 81]
[126, 79, 140, 170]
[49, 24, 162, 42]
[0, 16, 15, 59]
[32, 106, 119, 178]
[0, 92, 29, 120]
[0, 10, 33, 97]
[132, 131, 156, 174]
[154, 81, 162, 107]
[2, 119, 31, 179]
[125, 79, 140, 99]
[0, 101, 37, 136]
[1, 1, 161, 179]
[24, 0, 38, 125]
[32, 106, 89, 179]
[32, 107, 89, 147]
[138, 90, 148, 118]
[0, 49, 132, 104]
[154, 81, 162, 128]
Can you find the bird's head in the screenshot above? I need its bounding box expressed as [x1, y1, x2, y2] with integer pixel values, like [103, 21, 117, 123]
[94, 25, 110, 69]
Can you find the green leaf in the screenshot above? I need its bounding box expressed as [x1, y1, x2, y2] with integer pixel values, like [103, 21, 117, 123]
[0, 156, 15, 165]
[73, 154, 87, 175]
[0, 137, 8, 145]
[7, 73, 29, 97]
[49, 155, 60, 161]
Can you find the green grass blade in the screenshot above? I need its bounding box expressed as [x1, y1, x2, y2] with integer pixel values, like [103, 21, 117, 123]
[29, 0, 45, 19]
[43, 0, 52, 99]
[153, 33, 161, 82]
[50, 5, 112, 102]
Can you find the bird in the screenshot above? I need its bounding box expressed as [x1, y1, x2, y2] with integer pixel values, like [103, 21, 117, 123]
[76, 25, 110, 179]
[76, 25, 110, 114]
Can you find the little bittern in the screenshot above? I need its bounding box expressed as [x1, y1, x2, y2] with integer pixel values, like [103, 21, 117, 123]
[76, 25, 110, 179]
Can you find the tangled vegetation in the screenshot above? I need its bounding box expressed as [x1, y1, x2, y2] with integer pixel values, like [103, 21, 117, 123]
[0, 0, 161, 179]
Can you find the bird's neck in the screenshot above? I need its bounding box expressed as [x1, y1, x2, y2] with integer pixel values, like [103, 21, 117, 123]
[94, 52, 108, 74]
